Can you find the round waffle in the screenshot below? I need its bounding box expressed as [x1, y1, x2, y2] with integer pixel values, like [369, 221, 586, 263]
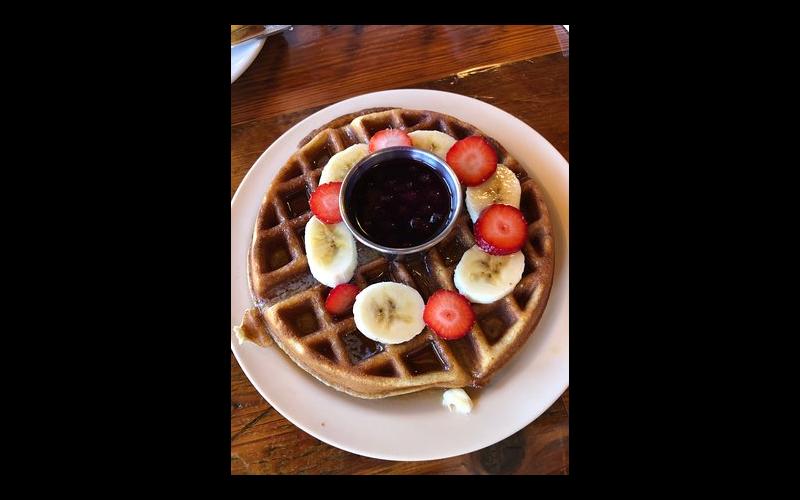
[236, 108, 555, 398]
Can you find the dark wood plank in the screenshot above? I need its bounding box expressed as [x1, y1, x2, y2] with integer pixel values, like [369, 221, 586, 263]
[231, 25, 568, 126]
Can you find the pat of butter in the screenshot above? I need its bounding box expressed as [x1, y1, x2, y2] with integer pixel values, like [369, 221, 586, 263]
[442, 388, 473, 415]
[233, 325, 247, 345]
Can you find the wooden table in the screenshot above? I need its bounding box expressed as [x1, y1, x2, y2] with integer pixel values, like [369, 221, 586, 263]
[231, 25, 569, 475]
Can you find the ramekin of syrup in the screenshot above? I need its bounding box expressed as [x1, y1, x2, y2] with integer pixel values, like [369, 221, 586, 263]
[339, 146, 463, 255]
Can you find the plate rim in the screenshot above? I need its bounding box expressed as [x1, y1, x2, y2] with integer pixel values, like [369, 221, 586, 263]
[230, 89, 568, 460]
[231, 37, 266, 84]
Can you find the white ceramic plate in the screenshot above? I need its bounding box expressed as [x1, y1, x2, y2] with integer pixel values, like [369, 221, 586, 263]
[231, 89, 569, 461]
[231, 37, 265, 84]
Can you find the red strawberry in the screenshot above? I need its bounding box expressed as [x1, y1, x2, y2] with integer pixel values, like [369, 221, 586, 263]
[325, 284, 360, 316]
[309, 182, 342, 224]
[445, 136, 498, 186]
[473, 204, 527, 255]
[368, 129, 412, 152]
[423, 289, 475, 340]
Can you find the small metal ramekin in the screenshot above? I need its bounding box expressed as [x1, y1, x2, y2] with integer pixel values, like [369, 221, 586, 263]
[339, 146, 463, 256]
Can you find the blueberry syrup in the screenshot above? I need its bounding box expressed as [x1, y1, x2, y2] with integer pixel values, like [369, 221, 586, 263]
[350, 159, 451, 248]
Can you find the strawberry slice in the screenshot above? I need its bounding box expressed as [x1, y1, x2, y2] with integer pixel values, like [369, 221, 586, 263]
[325, 283, 360, 316]
[423, 289, 475, 340]
[473, 204, 527, 255]
[445, 136, 498, 186]
[309, 182, 343, 224]
[368, 129, 412, 152]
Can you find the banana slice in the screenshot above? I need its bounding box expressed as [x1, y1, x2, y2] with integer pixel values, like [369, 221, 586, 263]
[318, 144, 369, 184]
[353, 282, 426, 344]
[408, 130, 457, 159]
[465, 165, 522, 222]
[453, 246, 525, 304]
[304, 216, 357, 288]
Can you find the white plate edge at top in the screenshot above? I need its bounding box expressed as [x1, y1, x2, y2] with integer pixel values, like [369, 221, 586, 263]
[231, 37, 266, 84]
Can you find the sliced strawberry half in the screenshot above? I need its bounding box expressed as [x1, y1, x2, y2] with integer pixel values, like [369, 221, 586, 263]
[309, 182, 342, 224]
[473, 204, 527, 255]
[423, 289, 475, 340]
[325, 284, 360, 316]
[368, 128, 412, 152]
[445, 136, 498, 186]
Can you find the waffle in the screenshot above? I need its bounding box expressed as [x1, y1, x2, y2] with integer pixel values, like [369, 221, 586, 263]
[236, 108, 555, 398]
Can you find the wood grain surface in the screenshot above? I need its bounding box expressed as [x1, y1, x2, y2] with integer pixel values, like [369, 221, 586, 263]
[231, 24, 569, 475]
[232, 24, 568, 126]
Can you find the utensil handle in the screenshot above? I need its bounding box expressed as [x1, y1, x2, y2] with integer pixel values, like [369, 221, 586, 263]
[231, 25, 292, 47]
